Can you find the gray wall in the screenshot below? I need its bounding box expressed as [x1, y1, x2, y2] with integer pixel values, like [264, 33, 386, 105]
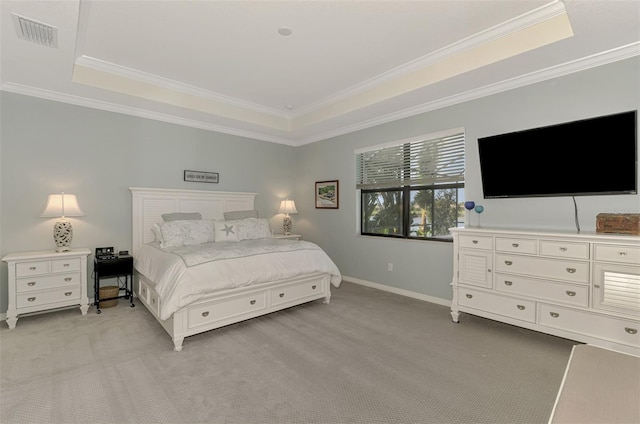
[295, 57, 640, 301]
[0, 94, 296, 312]
[1, 56, 639, 315]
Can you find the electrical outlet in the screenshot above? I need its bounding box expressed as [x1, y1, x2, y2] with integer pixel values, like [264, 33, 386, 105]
[387, 263, 393, 272]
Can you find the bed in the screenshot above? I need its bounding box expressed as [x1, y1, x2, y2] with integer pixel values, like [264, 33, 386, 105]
[130, 187, 342, 351]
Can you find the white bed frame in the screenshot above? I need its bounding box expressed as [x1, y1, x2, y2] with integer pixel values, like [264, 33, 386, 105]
[130, 187, 332, 351]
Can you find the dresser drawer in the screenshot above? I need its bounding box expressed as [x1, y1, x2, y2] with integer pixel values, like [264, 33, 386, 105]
[188, 292, 267, 329]
[16, 261, 50, 277]
[270, 280, 326, 306]
[459, 235, 493, 250]
[495, 237, 537, 254]
[495, 273, 588, 308]
[458, 288, 536, 323]
[594, 244, 640, 265]
[539, 303, 640, 348]
[495, 254, 589, 284]
[16, 287, 81, 308]
[52, 257, 81, 273]
[16, 273, 80, 293]
[540, 240, 590, 260]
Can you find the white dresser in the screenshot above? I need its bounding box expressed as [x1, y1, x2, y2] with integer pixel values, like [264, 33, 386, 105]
[450, 228, 640, 356]
[2, 248, 91, 329]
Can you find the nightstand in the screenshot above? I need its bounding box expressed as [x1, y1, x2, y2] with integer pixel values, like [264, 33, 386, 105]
[273, 234, 301, 240]
[93, 254, 134, 313]
[2, 248, 91, 329]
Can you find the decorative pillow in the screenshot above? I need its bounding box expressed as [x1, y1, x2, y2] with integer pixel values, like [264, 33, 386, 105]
[237, 218, 272, 240]
[214, 221, 240, 242]
[161, 212, 202, 222]
[159, 219, 214, 247]
[223, 210, 258, 221]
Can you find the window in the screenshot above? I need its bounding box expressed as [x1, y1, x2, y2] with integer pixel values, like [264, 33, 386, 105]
[356, 128, 465, 241]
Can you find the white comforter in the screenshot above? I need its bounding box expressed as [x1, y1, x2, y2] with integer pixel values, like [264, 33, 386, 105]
[134, 238, 342, 320]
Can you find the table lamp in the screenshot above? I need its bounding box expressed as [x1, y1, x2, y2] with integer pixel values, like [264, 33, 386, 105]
[278, 200, 298, 235]
[41, 192, 85, 251]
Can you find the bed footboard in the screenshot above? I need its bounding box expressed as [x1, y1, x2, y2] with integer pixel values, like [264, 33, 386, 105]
[136, 272, 332, 351]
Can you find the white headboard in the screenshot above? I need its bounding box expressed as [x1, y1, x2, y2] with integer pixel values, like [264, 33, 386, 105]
[130, 187, 257, 255]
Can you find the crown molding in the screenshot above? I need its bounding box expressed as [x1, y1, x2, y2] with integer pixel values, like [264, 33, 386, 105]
[2, 43, 638, 147]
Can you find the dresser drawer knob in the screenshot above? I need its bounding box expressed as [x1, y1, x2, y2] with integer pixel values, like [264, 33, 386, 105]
[312, 285, 317, 290]
[27, 282, 36, 286]
[559, 247, 567, 252]
[465, 294, 473, 299]
[64, 292, 72, 296]
[504, 281, 513, 286]
[625, 327, 637, 335]
[512, 243, 519, 248]
[472, 240, 478, 244]
[152, 298, 156, 304]
[64, 277, 72, 282]
[28, 297, 36, 302]
[550, 312, 559, 318]
[279, 293, 285, 298]
[566, 268, 576, 274]
[29, 266, 36, 271]
[250, 300, 256, 305]
[517, 305, 525, 310]
[63, 263, 70, 267]
[619, 251, 628, 256]
[565, 291, 576, 297]
[504, 260, 513, 266]
[202, 311, 209, 317]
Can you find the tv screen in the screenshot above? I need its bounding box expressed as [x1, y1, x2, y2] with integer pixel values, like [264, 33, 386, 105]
[478, 111, 637, 199]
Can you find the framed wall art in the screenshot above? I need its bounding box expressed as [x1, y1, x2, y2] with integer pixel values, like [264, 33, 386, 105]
[315, 180, 339, 209]
[184, 170, 219, 183]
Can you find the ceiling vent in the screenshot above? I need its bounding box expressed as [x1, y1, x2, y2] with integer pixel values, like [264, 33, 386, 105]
[12, 13, 58, 48]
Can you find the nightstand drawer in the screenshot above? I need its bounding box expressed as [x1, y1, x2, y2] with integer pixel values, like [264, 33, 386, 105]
[52, 258, 81, 273]
[17, 287, 81, 308]
[16, 273, 80, 293]
[16, 261, 50, 277]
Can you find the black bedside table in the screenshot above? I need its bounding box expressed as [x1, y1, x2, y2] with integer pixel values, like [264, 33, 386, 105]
[93, 254, 135, 313]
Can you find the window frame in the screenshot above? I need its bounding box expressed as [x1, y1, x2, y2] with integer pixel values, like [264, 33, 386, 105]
[356, 128, 465, 242]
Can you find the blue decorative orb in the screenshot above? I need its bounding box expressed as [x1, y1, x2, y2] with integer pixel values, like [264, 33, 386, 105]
[464, 201, 475, 211]
[474, 205, 485, 214]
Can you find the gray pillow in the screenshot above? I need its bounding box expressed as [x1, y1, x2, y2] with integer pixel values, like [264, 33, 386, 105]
[224, 210, 258, 220]
[161, 212, 202, 222]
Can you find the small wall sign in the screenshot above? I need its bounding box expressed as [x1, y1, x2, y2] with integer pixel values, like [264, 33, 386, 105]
[184, 170, 219, 183]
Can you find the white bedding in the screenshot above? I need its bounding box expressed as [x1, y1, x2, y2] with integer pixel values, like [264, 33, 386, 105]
[135, 239, 342, 320]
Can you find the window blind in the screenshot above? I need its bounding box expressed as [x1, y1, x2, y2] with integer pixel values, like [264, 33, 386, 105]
[356, 130, 465, 189]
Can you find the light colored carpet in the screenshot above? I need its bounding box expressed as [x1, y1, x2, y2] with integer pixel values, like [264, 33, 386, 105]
[1, 281, 576, 424]
[549, 344, 640, 424]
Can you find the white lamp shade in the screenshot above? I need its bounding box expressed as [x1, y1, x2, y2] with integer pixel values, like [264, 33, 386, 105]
[278, 200, 298, 215]
[41, 193, 85, 218]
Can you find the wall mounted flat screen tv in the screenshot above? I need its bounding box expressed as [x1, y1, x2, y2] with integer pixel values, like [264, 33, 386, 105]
[478, 111, 637, 199]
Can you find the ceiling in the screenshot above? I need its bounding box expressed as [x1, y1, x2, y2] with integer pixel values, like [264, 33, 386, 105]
[1, 1, 639, 146]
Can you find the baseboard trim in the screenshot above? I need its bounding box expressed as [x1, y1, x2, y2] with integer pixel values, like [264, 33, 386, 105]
[342, 275, 451, 307]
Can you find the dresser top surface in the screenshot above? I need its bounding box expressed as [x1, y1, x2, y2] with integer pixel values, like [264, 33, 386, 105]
[450, 227, 640, 243]
[2, 248, 91, 262]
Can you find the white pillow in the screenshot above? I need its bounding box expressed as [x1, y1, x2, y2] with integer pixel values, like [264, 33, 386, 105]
[151, 223, 163, 243]
[214, 221, 240, 242]
[237, 218, 272, 240]
[160, 220, 214, 248]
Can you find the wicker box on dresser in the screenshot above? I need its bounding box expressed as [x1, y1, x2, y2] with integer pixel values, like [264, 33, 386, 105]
[450, 228, 640, 356]
[2, 248, 91, 329]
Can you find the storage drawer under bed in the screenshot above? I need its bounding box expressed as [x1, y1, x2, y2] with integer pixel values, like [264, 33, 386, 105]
[187, 292, 267, 329]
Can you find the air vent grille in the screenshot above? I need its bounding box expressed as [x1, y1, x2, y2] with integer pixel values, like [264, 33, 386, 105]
[12, 13, 58, 48]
